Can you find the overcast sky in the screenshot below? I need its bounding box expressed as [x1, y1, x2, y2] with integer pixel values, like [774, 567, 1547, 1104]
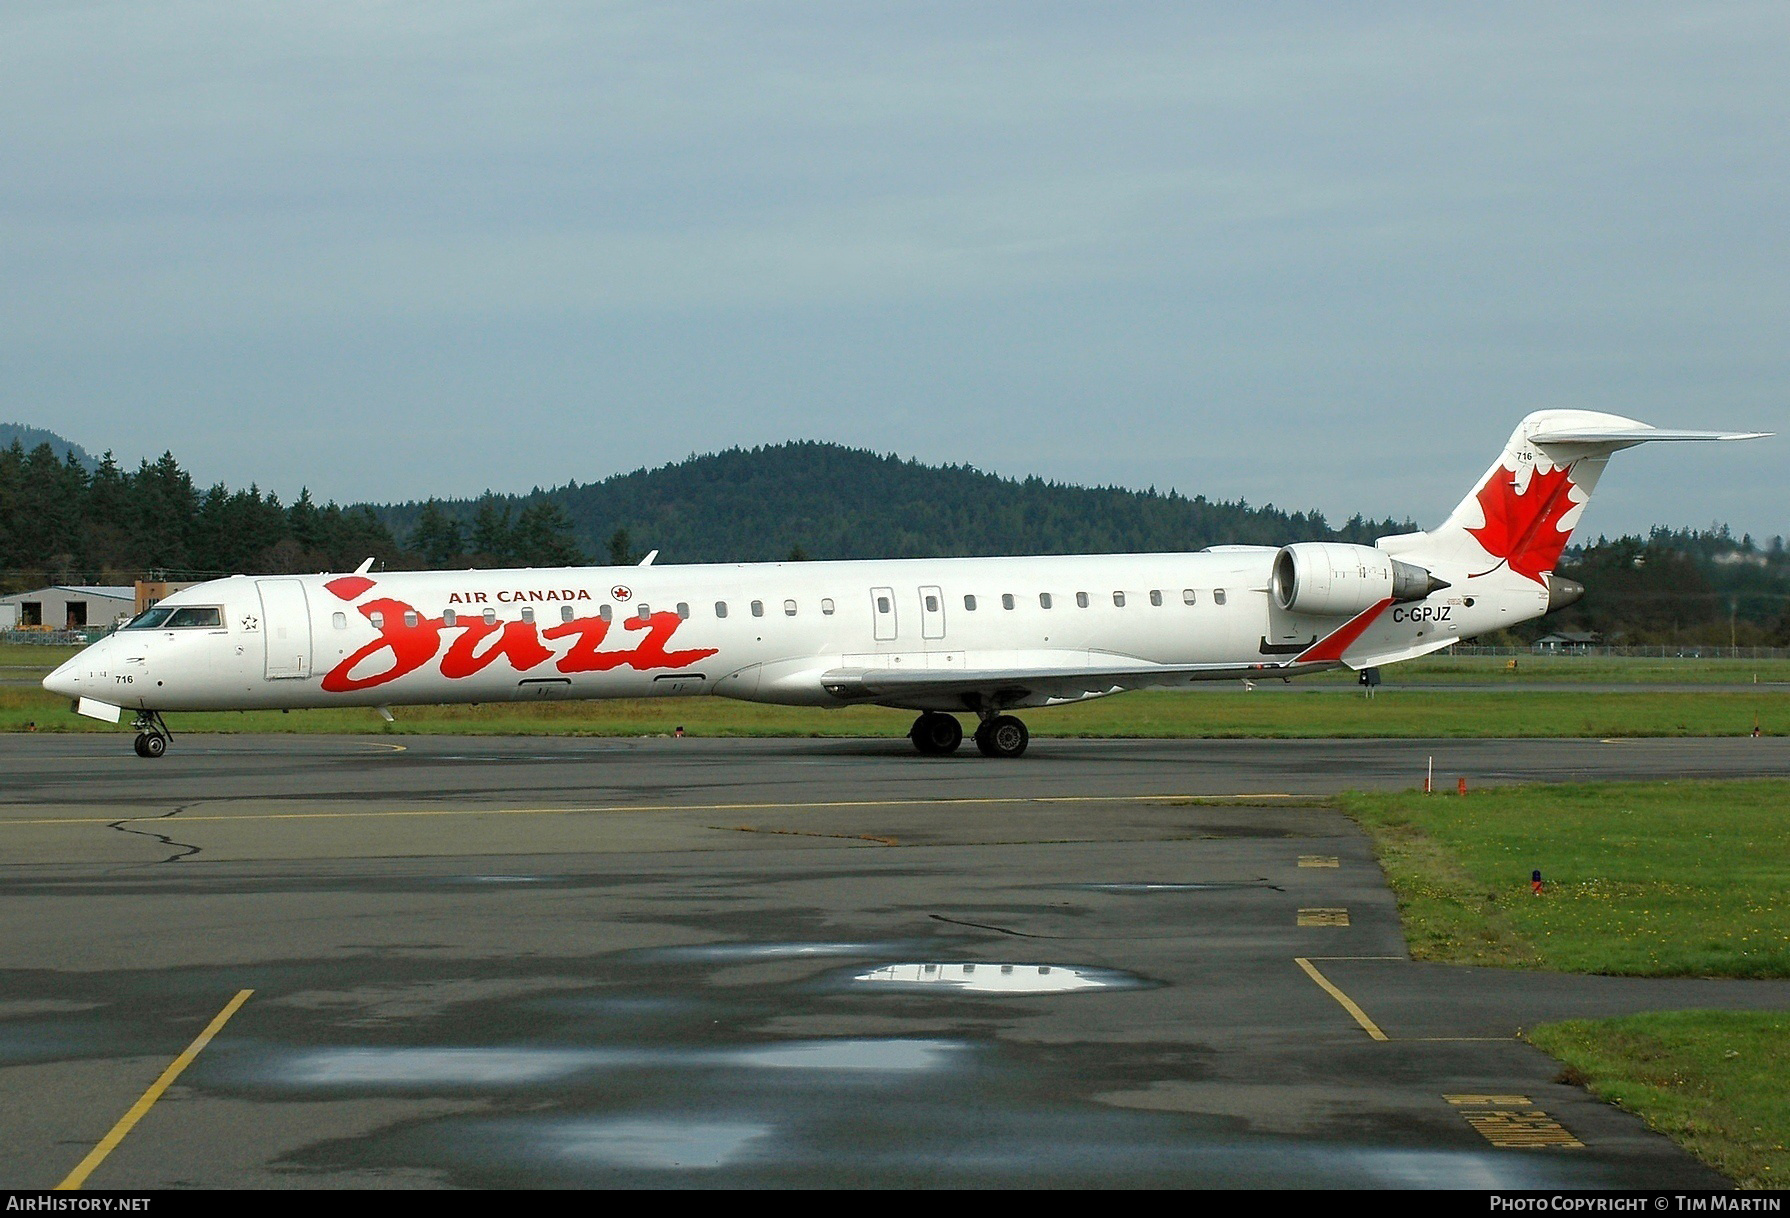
[2, 2, 1784, 541]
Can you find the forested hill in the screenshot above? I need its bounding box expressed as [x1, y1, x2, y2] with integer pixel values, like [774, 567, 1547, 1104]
[6, 427, 1786, 644]
[377, 441, 1411, 564]
[0, 423, 97, 472]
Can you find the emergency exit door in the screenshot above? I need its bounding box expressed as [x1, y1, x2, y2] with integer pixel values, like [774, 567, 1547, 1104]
[918, 584, 946, 640]
[870, 586, 898, 642]
[257, 579, 313, 679]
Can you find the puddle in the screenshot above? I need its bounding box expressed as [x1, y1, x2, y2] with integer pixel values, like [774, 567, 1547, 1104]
[529, 1118, 774, 1169]
[849, 963, 1133, 994]
[419, 1113, 1594, 1188]
[647, 942, 884, 962]
[0, 1022, 113, 1064]
[280, 1047, 630, 1084]
[273, 1038, 963, 1086]
[443, 875, 545, 885]
[721, 1039, 960, 1071]
[540, 995, 695, 1016]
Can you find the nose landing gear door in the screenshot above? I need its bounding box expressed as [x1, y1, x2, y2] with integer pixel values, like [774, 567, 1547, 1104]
[257, 579, 313, 679]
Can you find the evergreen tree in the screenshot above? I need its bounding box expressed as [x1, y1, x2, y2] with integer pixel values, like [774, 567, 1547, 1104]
[470, 498, 513, 566]
[607, 527, 636, 567]
[410, 500, 466, 568]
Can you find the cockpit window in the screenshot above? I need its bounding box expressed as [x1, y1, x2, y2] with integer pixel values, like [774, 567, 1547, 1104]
[123, 607, 175, 630]
[164, 606, 223, 628]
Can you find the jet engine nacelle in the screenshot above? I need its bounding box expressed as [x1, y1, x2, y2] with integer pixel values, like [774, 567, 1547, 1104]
[1271, 542, 1445, 617]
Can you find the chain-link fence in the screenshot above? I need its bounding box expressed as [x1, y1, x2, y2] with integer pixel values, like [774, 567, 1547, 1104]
[1, 629, 110, 646]
[1449, 644, 1790, 659]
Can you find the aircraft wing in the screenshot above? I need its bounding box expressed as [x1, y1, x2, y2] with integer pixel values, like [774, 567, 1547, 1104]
[819, 658, 1327, 705]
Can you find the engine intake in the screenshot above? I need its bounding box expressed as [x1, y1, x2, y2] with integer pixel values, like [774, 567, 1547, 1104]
[1272, 543, 1448, 617]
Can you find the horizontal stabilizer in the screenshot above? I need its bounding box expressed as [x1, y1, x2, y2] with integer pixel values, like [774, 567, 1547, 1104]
[1530, 425, 1771, 447]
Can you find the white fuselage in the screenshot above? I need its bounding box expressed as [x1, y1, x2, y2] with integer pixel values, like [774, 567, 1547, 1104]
[44, 547, 1530, 716]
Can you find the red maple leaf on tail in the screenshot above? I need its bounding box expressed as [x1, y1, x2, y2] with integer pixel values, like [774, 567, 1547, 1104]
[1465, 463, 1579, 584]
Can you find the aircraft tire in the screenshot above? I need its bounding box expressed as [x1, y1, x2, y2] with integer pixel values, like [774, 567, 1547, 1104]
[909, 712, 963, 755]
[134, 733, 166, 759]
[974, 715, 1028, 759]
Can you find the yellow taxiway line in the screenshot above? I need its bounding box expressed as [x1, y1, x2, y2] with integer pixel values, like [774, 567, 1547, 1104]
[57, 989, 254, 1190]
[1294, 956, 1389, 1041]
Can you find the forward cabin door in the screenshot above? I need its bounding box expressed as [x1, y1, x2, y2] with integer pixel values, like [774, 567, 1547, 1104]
[257, 579, 313, 679]
[918, 584, 946, 640]
[870, 586, 898, 642]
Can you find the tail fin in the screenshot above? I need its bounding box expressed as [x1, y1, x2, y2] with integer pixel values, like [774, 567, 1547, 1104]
[1380, 410, 1769, 585]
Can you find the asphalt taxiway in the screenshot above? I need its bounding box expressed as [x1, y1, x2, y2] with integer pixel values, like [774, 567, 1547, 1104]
[1, 734, 1785, 1188]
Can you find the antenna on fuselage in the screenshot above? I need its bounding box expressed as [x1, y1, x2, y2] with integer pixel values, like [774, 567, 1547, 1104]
[354, 557, 375, 575]
[638, 550, 659, 566]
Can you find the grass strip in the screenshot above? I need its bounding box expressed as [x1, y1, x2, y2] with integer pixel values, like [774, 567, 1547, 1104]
[1340, 781, 1790, 978]
[4, 686, 1786, 738]
[1527, 1012, 1790, 1189]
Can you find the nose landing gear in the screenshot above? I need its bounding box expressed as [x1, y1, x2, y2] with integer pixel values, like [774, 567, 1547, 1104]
[131, 711, 171, 759]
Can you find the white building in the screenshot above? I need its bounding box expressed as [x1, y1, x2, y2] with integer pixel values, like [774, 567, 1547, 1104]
[0, 586, 135, 632]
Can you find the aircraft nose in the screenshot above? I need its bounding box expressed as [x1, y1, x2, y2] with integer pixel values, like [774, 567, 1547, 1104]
[43, 657, 82, 699]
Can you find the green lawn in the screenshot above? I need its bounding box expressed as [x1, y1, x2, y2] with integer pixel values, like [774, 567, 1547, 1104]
[1339, 781, 1790, 977]
[6, 681, 1787, 739]
[1528, 1012, 1790, 1189]
[1339, 780, 1790, 1187]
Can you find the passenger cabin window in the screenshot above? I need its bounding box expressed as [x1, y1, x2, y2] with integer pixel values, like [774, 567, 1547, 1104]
[963, 595, 977, 611]
[676, 602, 689, 620]
[1214, 589, 1228, 605]
[821, 598, 835, 615]
[1001, 594, 1015, 610]
[1182, 589, 1197, 605]
[164, 606, 222, 628]
[783, 599, 797, 616]
[332, 612, 347, 629]
[481, 608, 495, 625]
[637, 603, 651, 619]
[561, 605, 575, 623]
[751, 600, 765, 617]
[924, 594, 938, 612]
[599, 604, 612, 622]
[521, 606, 535, 623]
[1039, 593, 1053, 609]
[442, 609, 457, 627]
[370, 611, 385, 629]
[406, 611, 420, 628]
[715, 601, 729, 618]
[1075, 592, 1089, 608]
[1150, 590, 1163, 607]
[1113, 591, 1126, 608]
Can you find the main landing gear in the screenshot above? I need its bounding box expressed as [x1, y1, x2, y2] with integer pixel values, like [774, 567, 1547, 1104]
[132, 711, 171, 759]
[907, 711, 1030, 759]
[908, 711, 962, 755]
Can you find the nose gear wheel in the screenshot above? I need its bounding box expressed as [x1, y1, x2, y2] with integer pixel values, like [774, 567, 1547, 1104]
[131, 711, 172, 759]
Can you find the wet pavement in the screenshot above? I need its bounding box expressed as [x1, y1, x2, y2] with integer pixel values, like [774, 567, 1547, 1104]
[0, 734, 1786, 1188]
